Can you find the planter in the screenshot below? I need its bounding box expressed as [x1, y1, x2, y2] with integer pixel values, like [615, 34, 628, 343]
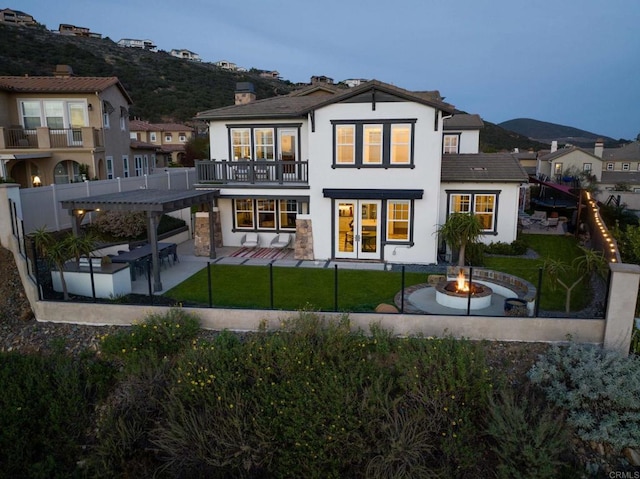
[504, 298, 528, 317]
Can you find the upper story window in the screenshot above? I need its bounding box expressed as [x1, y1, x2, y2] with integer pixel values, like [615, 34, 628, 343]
[332, 119, 415, 167]
[607, 162, 614, 171]
[623, 163, 630, 171]
[179, 133, 187, 142]
[254, 128, 275, 160]
[150, 132, 157, 142]
[165, 133, 172, 142]
[554, 162, 563, 175]
[228, 125, 301, 161]
[20, 100, 87, 130]
[448, 191, 498, 233]
[583, 163, 592, 172]
[443, 134, 460, 154]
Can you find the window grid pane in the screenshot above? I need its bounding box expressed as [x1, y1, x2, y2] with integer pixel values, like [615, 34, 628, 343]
[235, 199, 254, 229]
[443, 135, 459, 154]
[257, 199, 276, 229]
[363, 125, 382, 164]
[232, 128, 251, 159]
[254, 128, 275, 160]
[451, 194, 471, 213]
[474, 195, 495, 230]
[336, 125, 355, 164]
[279, 199, 297, 230]
[390, 125, 410, 164]
[387, 201, 410, 241]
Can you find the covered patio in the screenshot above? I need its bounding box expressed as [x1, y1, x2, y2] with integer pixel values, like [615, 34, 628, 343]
[61, 189, 219, 292]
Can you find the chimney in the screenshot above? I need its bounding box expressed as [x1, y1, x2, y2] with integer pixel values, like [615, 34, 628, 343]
[53, 64, 74, 78]
[234, 82, 256, 105]
[594, 138, 604, 158]
[551, 140, 558, 153]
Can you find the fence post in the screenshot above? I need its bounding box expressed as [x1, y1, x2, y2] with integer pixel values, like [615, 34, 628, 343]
[31, 239, 41, 300]
[147, 258, 153, 304]
[88, 256, 96, 301]
[207, 262, 212, 308]
[535, 267, 543, 317]
[466, 266, 473, 316]
[269, 263, 274, 309]
[334, 264, 338, 312]
[603, 263, 640, 354]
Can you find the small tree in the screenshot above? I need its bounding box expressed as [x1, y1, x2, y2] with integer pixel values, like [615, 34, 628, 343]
[436, 213, 483, 267]
[543, 246, 608, 313]
[32, 228, 96, 300]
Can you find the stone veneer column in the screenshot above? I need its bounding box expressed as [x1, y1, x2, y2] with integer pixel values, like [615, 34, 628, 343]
[603, 262, 640, 355]
[294, 216, 314, 260]
[193, 210, 222, 257]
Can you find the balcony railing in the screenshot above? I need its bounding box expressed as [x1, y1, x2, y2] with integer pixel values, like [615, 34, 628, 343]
[1, 127, 104, 149]
[196, 159, 309, 185]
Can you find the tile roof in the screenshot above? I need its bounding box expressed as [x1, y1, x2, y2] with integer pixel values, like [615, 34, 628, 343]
[129, 120, 194, 132]
[538, 146, 601, 163]
[602, 141, 640, 161]
[600, 171, 640, 184]
[444, 113, 484, 130]
[195, 79, 456, 121]
[441, 153, 529, 182]
[0, 76, 133, 103]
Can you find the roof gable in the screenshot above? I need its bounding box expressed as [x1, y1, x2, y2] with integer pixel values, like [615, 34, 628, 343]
[0, 76, 133, 104]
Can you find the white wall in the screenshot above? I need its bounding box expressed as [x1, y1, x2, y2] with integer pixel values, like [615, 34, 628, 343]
[439, 182, 521, 245]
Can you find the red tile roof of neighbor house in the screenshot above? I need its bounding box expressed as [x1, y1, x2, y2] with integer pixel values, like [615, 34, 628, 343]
[129, 120, 193, 132]
[0, 76, 133, 103]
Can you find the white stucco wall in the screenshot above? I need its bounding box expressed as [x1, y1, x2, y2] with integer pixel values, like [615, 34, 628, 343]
[439, 182, 521, 245]
[459, 130, 480, 154]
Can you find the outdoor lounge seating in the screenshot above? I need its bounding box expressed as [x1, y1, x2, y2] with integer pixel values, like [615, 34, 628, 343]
[241, 232, 260, 248]
[531, 210, 547, 222]
[270, 233, 292, 249]
[541, 217, 559, 229]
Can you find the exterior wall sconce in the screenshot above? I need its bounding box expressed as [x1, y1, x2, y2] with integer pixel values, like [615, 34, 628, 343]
[32, 175, 42, 187]
[88, 103, 93, 111]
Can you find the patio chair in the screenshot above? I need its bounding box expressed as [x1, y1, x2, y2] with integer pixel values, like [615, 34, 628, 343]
[241, 232, 260, 248]
[531, 210, 547, 222]
[270, 233, 292, 249]
[541, 217, 559, 229]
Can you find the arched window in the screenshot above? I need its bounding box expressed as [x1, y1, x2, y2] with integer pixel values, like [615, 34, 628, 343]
[54, 160, 80, 184]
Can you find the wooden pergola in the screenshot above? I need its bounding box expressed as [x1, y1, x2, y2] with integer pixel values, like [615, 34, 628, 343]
[61, 189, 219, 292]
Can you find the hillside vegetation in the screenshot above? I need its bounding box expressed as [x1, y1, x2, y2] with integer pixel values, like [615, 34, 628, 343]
[0, 23, 295, 123]
[0, 23, 601, 152]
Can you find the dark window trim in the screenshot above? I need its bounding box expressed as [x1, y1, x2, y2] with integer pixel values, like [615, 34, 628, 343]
[331, 119, 417, 168]
[226, 124, 302, 161]
[231, 197, 302, 233]
[384, 198, 415, 245]
[445, 189, 501, 236]
[443, 132, 461, 154]
[323, 188, 423, 200]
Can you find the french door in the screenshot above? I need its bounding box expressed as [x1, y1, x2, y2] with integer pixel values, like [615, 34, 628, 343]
[335, 200, 381, 260]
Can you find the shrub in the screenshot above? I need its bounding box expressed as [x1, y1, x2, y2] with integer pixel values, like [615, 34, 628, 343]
[528, 343, 640, 451]
[486, 386, 570, 479]
[0, 352, 106, 478]
[484, 239, 528, 256]
[100, 308, 201, 365]
[93, 210, 147, 239]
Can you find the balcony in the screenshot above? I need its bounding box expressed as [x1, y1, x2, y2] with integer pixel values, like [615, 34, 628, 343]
[0, 127, 104, 150]
[196, 159, 309, 186]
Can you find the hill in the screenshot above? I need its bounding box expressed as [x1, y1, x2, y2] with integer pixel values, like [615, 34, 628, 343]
[0, 23, 296, 123]
[498, 118, 625, 148]
[479, 120, 549, 153]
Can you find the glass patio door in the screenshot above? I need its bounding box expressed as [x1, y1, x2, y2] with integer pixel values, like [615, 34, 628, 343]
[67, 102, 86, 146]
[278, 129, 297, 178]
[335, 200, 381, 260]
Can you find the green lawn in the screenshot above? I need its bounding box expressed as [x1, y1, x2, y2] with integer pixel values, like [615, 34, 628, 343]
[165, 265, 427, 312]
[165, 234, 595, 313]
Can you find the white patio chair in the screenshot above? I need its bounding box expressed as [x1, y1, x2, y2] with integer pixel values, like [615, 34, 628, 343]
[270, 233, 292, 249]
[241, 232, 260, 248]
[541, 217, 559, 229]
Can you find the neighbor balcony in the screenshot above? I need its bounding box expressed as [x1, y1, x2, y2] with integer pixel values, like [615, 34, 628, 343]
[0, 126, 104, 150]
[195, 159, 309, 186]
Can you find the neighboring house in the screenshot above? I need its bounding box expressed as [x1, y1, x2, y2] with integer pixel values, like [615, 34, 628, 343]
[129, 141, 159, 178]
[311, 75, 334, 85]
[170, 49, 201, 61]
[129, 120, 194, 166]
[0, 65, 133, 187]
[537, 141, 603, 182]
[214, 60, 238, 71]
[442, 113, 483, 154]
[117, 38, 157, 51]
[511, 149, 538, 177]
[259, 70, 280, 79]
[600, 141, 640, 193]
[194, 80, 527, 265]
[57, 24, 101, 38]
[0, 8, 36, 26]
[342, 78, 369, 88]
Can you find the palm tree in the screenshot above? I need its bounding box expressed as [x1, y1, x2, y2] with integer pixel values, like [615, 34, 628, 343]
[32, 228, 96, 300]
[436, 213, 483, 267]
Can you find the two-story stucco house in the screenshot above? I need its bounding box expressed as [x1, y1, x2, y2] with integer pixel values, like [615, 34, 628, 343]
[129, 120, 194, 166]
[0, 65, 133, 187]
[194, 80, 527, 265]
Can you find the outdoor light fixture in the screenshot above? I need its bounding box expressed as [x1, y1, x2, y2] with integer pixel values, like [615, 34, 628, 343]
[88, 103, 93, 111]
[32, 176, 41, 187]
[76, 209, 84, 215]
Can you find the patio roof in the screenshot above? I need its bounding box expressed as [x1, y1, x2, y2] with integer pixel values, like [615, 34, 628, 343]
[61, 188, 220, 292]
[60, 188, 219, 213]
